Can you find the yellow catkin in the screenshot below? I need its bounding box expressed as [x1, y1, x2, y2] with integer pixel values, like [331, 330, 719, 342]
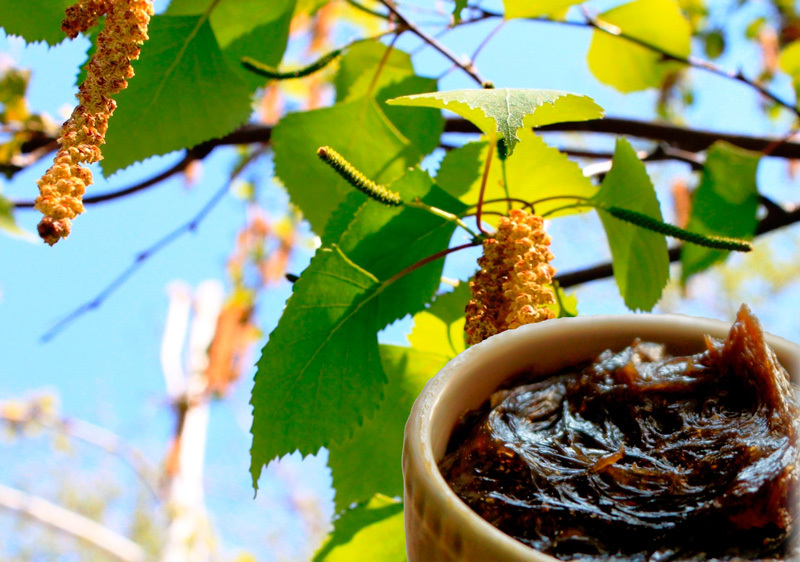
[35, 0, 153, 245]
[465, 209, 556, 346]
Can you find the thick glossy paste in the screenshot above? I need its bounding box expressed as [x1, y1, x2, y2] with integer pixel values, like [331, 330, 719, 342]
[440, 308, 799, 561]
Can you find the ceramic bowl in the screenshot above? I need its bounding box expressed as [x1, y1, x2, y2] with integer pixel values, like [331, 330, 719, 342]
[402, 313, 800, 562]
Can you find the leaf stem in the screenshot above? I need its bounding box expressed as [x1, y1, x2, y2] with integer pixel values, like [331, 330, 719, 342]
[404, 199, 478, 238]
[475, 139, 495, 234]
[541, 202, 593, 218]
[383, 241, 480, 287]
[367, 31, 402, 98]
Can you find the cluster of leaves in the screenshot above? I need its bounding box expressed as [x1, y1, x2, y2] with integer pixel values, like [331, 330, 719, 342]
[0, 0, 794, 558]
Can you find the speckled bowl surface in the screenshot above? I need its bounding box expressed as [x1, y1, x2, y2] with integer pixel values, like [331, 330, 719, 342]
[402, 314, 800, 562]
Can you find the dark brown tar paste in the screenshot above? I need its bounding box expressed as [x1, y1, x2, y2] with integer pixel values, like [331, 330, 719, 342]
[440, 307, 799, 562]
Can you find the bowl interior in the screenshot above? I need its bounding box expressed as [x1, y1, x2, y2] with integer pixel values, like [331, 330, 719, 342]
[405, 314, 800, 562]
[426, 314, 800, 460]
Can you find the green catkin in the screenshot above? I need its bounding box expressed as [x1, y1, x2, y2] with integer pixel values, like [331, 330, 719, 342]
[606, 206, 753, 252]
[242, 49, 342, 80]
[316, 146, 403, 207]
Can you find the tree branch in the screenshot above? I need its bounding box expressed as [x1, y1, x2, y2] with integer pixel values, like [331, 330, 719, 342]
[444, 117, 800, 158]
[378, 0, 492, 87]
[12, 115, 800, 212]
[13, 146, 213, 209]
[0, 483, 146, 562]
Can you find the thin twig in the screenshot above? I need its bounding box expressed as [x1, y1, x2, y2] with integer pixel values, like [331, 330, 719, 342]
[345, 0, 388, 19]
[378, 0, 492, 87]
[579, 6, 798, 116]
[383, 240, 480, 286]
[470, 18, 505, 62]
[40, 148, 265, 342]
[472, 5, 799, 115]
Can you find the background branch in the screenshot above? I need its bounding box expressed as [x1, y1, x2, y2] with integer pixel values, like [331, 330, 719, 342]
[0, 484, 145, 562]
[0, 405, 162, 502]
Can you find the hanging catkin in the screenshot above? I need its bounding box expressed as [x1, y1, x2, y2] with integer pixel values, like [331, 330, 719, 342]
[35, 0, 153, 245]
[465, 209, 556, 346]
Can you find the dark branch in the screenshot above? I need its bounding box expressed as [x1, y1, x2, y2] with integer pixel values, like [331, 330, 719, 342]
[444, 117, 800, 159]
[14, 144, 214, 209]
[12, 116, 800, 210]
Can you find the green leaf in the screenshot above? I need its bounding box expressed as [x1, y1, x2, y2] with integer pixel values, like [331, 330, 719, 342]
[452, 0, 468, 24]
[590, 138, 669, 311]
[0, 0, 72, 45]
[336, 42, 414, 102]
[586, 0, 691, 92]
[703, 30, 725, 60]
[323, 191, 368, 245]
[294, 0, 329, 16]
[251, 171, 463, 488]
[387, 88, 603, 157]
[779, 41, 800, 99]
[165, 0, 295, 49]
[0, 194, 36, 241]
[314, 495, 406, 562]
[250, 246, 384, 488]
[328, 345, 448, 511]
[503, 0, 582, 19]
[681, 142, 760, 282]
[0, 68, 30, 121]
[435, 129, 597, 222]
[335, 43, 443, 155]
[272, 99, 417, 235]
[408, 283, 470, 358]
[375, 76, 443, 157]
[102, 15, 252, 175]
[327, 286, 470, 509]
[165, 0, 295, 89]
[338, 168, 467, 328]
[547, 284, 579, 318]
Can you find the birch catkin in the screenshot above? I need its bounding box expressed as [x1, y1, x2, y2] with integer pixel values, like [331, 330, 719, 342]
[465, 210, 556, 346]
[35, 0, 153, 245]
